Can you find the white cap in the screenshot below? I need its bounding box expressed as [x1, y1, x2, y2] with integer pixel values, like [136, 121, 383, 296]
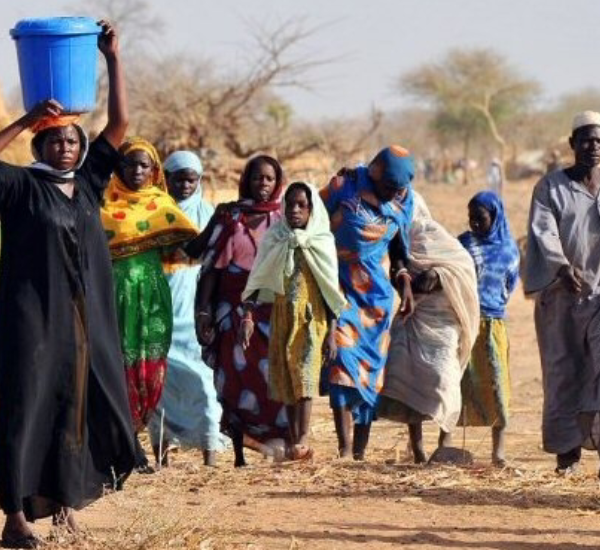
[572, 110, 600, 131]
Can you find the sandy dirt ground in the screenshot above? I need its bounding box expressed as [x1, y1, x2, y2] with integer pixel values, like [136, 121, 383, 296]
[34, 179, 600, 550]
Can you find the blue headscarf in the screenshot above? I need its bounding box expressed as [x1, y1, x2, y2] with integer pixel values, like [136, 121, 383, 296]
[373, 145, 415, 189]
[370, 145, 415, 253]
[459, 191, 519, 318]
[469, 191, 511, 245]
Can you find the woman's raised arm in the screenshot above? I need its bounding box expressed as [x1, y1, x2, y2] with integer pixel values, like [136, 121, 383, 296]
[97, 20, 128, 149]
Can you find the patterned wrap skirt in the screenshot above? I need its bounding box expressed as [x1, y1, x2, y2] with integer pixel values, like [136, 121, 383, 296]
[113, 249, 173, 432]
[459, 317, 510, 428]
[269, 253, 328, 405]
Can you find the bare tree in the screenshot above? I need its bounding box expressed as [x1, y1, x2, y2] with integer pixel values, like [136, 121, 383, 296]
[69, 0, 382, 186]
[316, 109, 383, 170]
[65, 0, 163, 52]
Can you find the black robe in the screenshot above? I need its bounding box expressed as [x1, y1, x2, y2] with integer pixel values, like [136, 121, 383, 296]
[0, 136, 135, 520]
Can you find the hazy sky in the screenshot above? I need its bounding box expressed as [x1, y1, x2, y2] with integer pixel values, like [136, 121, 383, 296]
[1, 0, 598, 120]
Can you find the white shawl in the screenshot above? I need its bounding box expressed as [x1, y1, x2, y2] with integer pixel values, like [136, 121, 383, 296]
[242, 183, 347, 317]
[382, 193, 480, 431]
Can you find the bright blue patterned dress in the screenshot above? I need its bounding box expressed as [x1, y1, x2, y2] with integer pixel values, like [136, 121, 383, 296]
[320, 167, 413, 423]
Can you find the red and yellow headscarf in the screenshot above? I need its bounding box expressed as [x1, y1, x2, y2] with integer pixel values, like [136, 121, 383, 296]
[101, 137, 200, 260]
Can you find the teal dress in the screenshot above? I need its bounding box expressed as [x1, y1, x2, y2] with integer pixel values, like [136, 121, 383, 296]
[148, 191, 227, 451]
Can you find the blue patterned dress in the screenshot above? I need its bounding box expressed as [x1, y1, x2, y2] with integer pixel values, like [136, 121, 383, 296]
[320, 167, 413, 423]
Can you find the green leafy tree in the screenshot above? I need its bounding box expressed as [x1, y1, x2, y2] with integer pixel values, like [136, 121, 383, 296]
[400, 48, 540, 186]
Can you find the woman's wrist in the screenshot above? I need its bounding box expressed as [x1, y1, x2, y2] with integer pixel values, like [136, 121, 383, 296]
[393, 269, 411, 283]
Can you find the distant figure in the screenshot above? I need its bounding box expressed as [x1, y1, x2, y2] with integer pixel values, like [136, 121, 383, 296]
[423, 158, 435, 183]
[487, 158, 503, 195]
[524, 110, 600, 475]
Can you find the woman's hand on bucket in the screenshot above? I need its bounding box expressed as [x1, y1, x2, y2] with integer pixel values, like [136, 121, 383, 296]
[97, 19, 119, 58]
[23, 99, 64, 127]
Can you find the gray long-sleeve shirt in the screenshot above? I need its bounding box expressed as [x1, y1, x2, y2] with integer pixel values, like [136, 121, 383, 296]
[525, 169, 600, 295]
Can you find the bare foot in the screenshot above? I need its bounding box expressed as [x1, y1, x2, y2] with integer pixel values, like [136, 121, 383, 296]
[152, 443, 170, 468]
[234, 457, 247, 468]
[492, 456, 507, 468]
[413, 450, 428, 464]
[291, 444, 314, 461]
[338, 446, 352, 459]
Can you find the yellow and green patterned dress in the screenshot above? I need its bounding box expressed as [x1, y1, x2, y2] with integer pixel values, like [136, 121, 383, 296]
[269, 250, 328, 405]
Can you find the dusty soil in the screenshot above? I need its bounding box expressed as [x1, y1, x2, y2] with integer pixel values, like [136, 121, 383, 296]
[36, 179, 600, 549]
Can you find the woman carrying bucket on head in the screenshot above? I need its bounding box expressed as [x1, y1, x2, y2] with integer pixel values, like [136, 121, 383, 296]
[0, 20, 134, 548]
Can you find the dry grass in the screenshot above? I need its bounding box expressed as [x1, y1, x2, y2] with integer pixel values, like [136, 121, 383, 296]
[39, 447, 600, 549]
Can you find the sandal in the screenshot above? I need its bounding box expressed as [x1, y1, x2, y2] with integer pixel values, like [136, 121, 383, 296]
[135, 462, 156, 475]
[1, 533, 43, 548]
[555, 462, 580, 476]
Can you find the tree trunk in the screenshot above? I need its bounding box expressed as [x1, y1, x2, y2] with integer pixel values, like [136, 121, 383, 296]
[462, 134, 471, 185]
[472, 98, 506, 194]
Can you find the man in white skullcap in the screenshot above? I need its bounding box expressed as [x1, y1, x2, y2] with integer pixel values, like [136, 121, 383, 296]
[524, 111, 600, 474]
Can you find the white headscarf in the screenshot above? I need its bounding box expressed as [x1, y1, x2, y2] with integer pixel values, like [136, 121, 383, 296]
[242, 182, 347, 316]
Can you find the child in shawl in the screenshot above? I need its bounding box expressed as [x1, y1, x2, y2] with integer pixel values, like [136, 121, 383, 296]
[101, 138, 200, 473]
[240, 182, 346, 460]
[458, 191, 520, 467]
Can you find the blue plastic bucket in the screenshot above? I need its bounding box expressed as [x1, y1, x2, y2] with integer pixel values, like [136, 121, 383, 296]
[10, 17, 101, 113]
